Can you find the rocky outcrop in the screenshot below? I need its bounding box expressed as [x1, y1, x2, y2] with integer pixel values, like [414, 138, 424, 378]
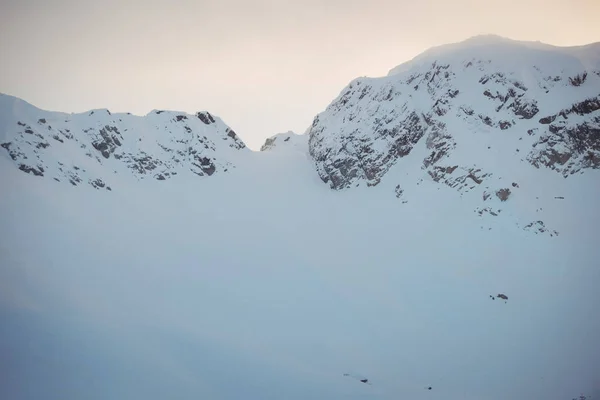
[528, 115, 600, 177]
[260, 131, 308, 153]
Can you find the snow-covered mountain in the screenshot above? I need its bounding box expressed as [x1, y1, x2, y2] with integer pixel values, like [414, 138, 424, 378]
[1, 35, 599, 400]
[308, 34, 599, 193]
[0, 93, 248, 191]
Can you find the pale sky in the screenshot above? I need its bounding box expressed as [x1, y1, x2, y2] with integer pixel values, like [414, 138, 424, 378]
[1, 0, 599, 150]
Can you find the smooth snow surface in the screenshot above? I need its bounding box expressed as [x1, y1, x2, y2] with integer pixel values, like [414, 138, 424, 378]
[1, 150, 599, 400]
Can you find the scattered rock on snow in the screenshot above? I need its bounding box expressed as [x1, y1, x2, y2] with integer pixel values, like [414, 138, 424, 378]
[496, 188, 511, 201]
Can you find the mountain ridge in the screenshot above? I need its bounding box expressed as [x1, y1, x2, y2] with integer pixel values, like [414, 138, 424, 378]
[0, 92, 248, 191]
[2, 34, 599, 197]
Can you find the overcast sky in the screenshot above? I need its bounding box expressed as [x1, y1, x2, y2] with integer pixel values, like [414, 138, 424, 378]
[1, 0, 599, 149]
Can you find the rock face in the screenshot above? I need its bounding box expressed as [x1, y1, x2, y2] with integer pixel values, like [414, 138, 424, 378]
[0, 94, 249, 190]
[307, 35, 600, 190]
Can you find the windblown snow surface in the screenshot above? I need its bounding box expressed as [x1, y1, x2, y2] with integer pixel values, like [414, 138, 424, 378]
[1, 35, 600, 400]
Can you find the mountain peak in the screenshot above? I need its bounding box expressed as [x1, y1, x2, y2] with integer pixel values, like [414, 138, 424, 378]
[388, 34, 600, 76]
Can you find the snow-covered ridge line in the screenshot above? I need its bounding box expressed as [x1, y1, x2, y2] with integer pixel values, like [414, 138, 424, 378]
[0, 93, 249, 191]
[387, 34, 600, 76]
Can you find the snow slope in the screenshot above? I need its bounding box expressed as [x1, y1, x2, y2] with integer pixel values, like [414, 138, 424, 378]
[1, 35, 600, 400]
[1, 145, 598, 400]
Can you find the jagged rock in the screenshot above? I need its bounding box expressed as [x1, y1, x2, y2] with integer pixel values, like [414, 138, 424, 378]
[528, 116, 600, 176]
[18, 164, 44, 176]
[309, 109, 428, 189]
[196, 111, 216, 125]
[91, 125, 123, 159]
[225, 128, 246, 150]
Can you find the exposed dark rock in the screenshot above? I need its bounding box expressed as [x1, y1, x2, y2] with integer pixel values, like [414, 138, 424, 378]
[38, 118, 46, 124]
[496, 188, 511, 201]
[127, 153, 161, 174]
[18, 164, 44, 176]
[569, 72, 587, 86]
[395, 184, 404, 198]
[508, 97, 539, 119]
[226, 128, 246, 149]
[196, 112, 216, 125]
[91, 125, 123, 159]
[539, 115, 556, 124]
[310, 110, 427, 189]
[523, 220, 559, 237]
[429, 166, 490, 193]
[538, 97, 600, 126]
[480, 115, 493, 126]
[476, 207, 499, 216]
[175, 115, 187, 122]
[191, 156, 216, 176]
[89, 178, 106, 189]
[1, 142, 19, 161]
[261, 137, 277, 151]
[528, 116, 600, 175]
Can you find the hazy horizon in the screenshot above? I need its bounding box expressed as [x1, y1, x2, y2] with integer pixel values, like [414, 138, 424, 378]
[1, 0, 599, 149]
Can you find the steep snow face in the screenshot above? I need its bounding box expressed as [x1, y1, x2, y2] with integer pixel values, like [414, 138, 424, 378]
[308, 36, 600, 193]
[0, 94, 248, 191]
[260, 131, 308, 153]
